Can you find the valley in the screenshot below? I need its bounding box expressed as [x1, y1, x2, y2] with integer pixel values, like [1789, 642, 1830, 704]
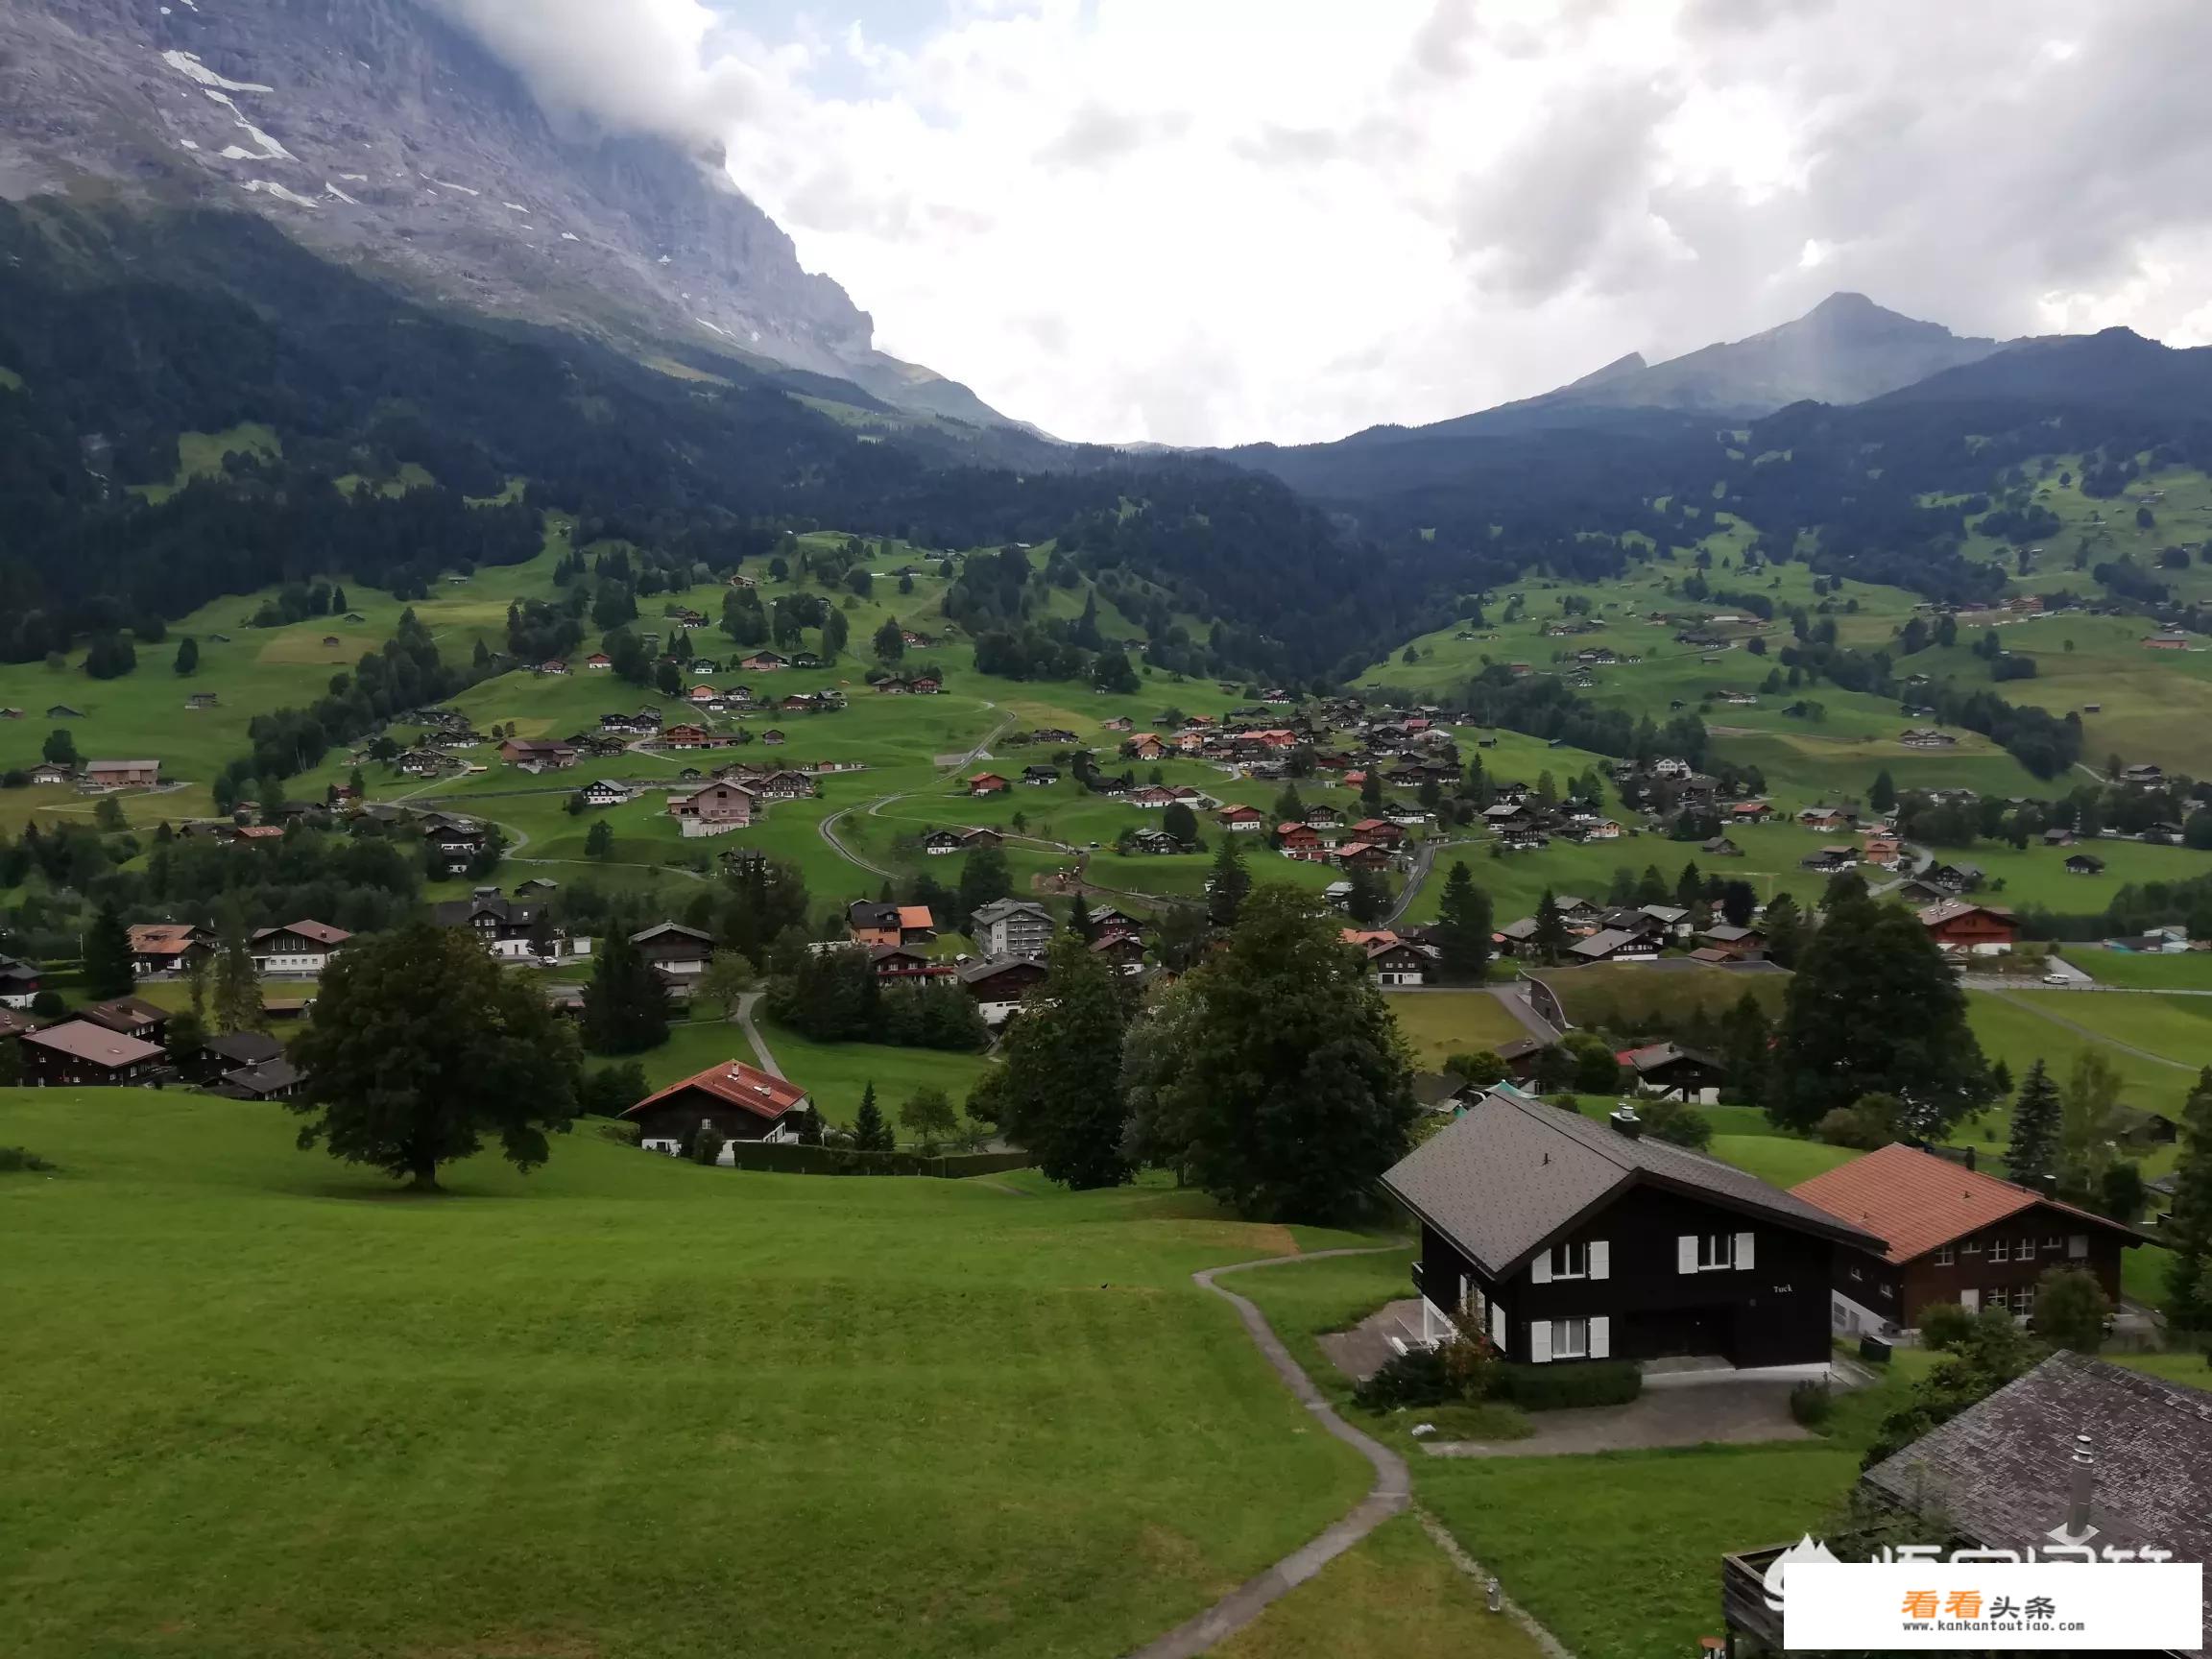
[7, 4, 2212, 1656]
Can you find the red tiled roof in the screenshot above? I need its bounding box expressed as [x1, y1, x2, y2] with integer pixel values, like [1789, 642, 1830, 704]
[23, 1019, 164, 1067]
[127, 924, 202, 956]
[894, 905, 935, 931]
[622, 1059, 809, 1123]
[1791, 1142, 2129, 1265]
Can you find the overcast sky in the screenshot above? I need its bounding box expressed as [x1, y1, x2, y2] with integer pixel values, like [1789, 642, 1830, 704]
[440, 0, 2212, 446]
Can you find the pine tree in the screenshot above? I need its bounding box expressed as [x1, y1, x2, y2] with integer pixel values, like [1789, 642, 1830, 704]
[183, 948, 211, 1025]
[581, 927, 670, 1055]
[212, 901, 267, 1035]
[852, 1081, 895, 1152]
[1068, 892, 1095, 940]
[873, 618, 905, 664]
[172, 637, 199, 676]
[2164, 1069, 2212, 1330]
[1359, 769, 1383, 810]
[1869, 769, 1897, 813]
[1531, 888, 1567, 963]
[2005, 1059, 2061, 1188]
[83, 903, 134, 998]
[1432, 861, 1493, 982]
[1761, 892, 1806, 968]
[1206, 835, 1250, 927]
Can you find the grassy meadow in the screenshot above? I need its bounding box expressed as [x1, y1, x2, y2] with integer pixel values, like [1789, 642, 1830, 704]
[2, 1089, 1384, 1659]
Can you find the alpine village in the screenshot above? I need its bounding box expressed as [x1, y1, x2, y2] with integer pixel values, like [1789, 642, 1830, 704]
[7, 4, 2212, 1658]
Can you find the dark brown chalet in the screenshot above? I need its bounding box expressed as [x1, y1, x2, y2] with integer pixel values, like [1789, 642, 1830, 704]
[621, 1060, 814, 1152]
[1792, 1142, 2145, 1337]
[19, 1020, 165, 1087]
[1382, 1088, 1883, 1370]
[81, 995, 170, 1047]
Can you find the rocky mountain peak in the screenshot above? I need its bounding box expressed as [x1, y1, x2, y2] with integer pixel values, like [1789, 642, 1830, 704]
[0, 0, 1016, 425]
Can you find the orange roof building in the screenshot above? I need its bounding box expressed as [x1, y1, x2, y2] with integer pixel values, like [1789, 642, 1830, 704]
[1791, 1142, 2143, 1336]
[620, 1059, 812, 1151]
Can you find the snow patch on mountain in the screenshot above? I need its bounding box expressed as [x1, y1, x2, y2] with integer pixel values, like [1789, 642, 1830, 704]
[162, 50, 270, 93]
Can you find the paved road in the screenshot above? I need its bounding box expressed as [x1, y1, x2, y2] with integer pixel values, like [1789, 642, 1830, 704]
[1122, 1246, 1411, 1659]
[818, 705, 1015, 881]
[732, 992, 781, 1077]
[1380, 837, 1474, 929]
[1961, 975, 2212, 998]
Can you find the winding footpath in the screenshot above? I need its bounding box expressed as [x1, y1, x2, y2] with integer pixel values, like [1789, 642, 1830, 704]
[1122, 1246, 1412, 1659]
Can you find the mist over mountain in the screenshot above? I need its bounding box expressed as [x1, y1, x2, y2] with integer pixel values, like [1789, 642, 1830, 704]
[0, 0, 1021, 428]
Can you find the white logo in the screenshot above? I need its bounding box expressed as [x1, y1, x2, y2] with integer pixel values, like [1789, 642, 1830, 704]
[1764, 1534, 1843, 1610]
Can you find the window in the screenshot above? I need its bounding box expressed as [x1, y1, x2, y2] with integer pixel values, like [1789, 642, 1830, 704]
[1935, 1245, 1955, 1266]
[1990, 1239, 2009, 1263]
[1696, 1232, 1735, 1270]
[2015, 1286, 2036, 1318]
[2021, 1236, 2037, 1259]
[1961, 1240, 1983, 1255]
[1549, 1241, 1589, 1280]
[2046, 1237, 2063, 1252]
[1551, 1317, 1590, 1359]
[1984, 1288, 2008, 1313]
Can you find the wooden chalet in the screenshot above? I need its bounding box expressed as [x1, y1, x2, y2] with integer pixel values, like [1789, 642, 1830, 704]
[622, 1060, 813, 1152]
[1384, 1089, 1883, 1369]
[1792, 1142, 2145, 1337]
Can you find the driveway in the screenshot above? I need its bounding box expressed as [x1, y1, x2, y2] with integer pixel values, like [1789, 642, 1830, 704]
[1422, 1378, 1814, 1457]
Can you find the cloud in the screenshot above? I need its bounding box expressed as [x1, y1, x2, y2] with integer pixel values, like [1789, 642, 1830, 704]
[434, 0, 2212, 446]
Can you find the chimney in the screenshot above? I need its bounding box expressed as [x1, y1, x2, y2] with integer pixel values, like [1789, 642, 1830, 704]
[2066, 1432, 2095, 1542]
[1608, 1104, 1643, 1140]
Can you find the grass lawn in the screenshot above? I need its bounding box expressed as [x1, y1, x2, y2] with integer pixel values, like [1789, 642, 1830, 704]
[2066, 950, 2212, 991]
[1709, 1134, 1860, 1188]
[1384, 992, 1531, 1067]
[1, 1089, 1381, 1659]
[1417, 1443, 1861, 1659]
[1214, 1513, 1549, 1659]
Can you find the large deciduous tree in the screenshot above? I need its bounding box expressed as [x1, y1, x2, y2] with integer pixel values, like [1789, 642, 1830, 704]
[972, 930, 1134, 1190]
[1767, 894, 1995, 1137]
[1139, 887, 1415, 1223]
[211, 899, 267, 1035]
[288, 923, 580, 1190]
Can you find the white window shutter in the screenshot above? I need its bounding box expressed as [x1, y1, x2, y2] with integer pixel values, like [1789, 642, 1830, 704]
[1960, 1288, 1980, 1313]
[2068, 1234, 2088, 1260]
[1531, 1251, 1553, 1285]
[1735, 1231, 1755, 1270]
[1589, 1241, 1610, 1281]
[1678, 1235, 1697, 1274]
[1588, 1315, 1611, 1359]
[1490, 1303, 1506, 1348]
[1529, 1321, 1552, 1363]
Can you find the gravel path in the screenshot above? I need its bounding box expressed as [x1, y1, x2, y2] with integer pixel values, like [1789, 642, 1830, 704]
[1121, 1245, 1411, 1659]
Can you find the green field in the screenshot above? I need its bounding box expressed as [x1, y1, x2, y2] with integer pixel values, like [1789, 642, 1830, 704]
[1382, 991, 1531, 1066]
[2, 1089, 1383, 1659]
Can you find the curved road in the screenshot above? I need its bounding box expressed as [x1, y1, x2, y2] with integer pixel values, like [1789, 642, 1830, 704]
[1122, 1245, 1412, 1659]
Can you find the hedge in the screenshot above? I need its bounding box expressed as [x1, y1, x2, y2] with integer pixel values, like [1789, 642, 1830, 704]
[1490, 1359, 1642, 1410]
[716, 1142, 1037, 1179]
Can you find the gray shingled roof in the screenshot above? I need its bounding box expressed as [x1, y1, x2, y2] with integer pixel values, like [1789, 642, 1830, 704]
[1381, 1088, 1882, 1275]
[1863, 1353, 2212, 1653]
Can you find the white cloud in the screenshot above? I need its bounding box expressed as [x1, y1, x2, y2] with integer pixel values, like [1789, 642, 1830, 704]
[439, 0, 2212, 445]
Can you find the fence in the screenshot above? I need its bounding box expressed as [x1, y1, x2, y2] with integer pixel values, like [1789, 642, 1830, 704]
[716, 1142, 1036, 1179]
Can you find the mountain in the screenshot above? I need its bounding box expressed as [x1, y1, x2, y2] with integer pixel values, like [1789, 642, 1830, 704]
[1870, 325, 2212, 419]
[0, 0, 1023, 429]
[1394, 293, 2006, 442]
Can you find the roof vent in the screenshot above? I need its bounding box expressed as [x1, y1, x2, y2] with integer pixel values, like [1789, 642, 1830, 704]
[1608, 1104, 1643, 1140]
[2048, 1431, 2099, 1547]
